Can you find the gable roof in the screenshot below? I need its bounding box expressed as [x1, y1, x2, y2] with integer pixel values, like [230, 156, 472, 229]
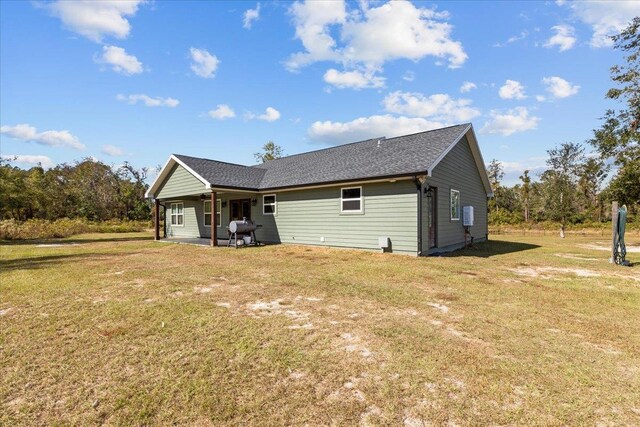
[173, 154, 266, 190]
[146, 123, 492, 197]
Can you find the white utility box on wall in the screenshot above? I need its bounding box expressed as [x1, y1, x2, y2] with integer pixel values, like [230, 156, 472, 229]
[463, 206, 474, 226]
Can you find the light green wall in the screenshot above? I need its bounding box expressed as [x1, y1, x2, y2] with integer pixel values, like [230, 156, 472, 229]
[252, 181, 418, 255]
[423, 135, 488, 252]
[157, 164, 208, 199]
[156, 140, 487, 255]
[162, 182, 418, 255]
[165, 200, 201, 238]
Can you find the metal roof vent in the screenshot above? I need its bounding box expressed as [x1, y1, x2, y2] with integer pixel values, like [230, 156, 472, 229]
[377, 137, 386, 148]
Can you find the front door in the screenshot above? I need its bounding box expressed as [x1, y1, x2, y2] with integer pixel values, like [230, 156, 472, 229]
[428, 188, 437, 249]
[230, 199, 251, 221]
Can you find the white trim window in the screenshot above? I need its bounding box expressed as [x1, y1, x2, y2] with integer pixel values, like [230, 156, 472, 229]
[204, 200, 211, 227]
[204, 200, 221, 227]
[170, 202, 184, 226]
[263, 194, 276, 215]
[341, 186, 363, 213]
[450, 189, 460, 221]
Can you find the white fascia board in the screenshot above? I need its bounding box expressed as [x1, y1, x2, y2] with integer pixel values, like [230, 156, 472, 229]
[145, 154, 211, 199]
[465, 126, 493, 196]
[426, 124, 493, 196]
[426, 124, 472, 177]
[171, 155, 211, 189]
[145, 156, 174, 199]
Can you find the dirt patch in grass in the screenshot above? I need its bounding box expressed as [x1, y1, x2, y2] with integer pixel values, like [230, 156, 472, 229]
[511, 266, 601, 278]
[578, 242, 640, 253]
[0, 307, 15, 316]
[427, 302, 450, 313]
[1, 232, 639, 425]
[554, 253, 600, 261]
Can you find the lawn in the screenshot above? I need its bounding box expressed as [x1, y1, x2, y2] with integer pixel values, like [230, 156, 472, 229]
[1, 233, 639, 426]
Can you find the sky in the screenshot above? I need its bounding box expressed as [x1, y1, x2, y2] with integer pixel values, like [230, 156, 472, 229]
[1, 0, 638, 185]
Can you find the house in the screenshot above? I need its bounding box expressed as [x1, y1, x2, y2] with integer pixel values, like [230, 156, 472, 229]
[145, 123, 493, 256]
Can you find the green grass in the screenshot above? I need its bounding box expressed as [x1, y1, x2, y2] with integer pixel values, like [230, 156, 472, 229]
[1, 233, 639, 425]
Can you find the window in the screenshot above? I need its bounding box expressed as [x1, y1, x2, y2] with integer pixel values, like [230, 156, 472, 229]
[341, 186, 362, 213]
[204, 199, 221, 227]
[170, 203, 184, 226]
[263, 194, 276, 215]
[450, 189, 460, 221]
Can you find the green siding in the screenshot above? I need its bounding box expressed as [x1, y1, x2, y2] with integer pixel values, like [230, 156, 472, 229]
[166, 200, 201, 238]
[157, 164, 208, 199]
[252, 181, 418, 255]
[163, 182, 418, 254]
[423, 135, 488, 252]
[156, 142, 487, 255]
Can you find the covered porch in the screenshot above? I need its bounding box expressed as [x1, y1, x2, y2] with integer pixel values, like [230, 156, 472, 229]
[147, 155, 277, 248]
[153, 190, 269, 247]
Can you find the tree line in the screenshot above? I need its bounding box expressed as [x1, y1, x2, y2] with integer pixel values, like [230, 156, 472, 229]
[0, 19, 637, 231]
[0, 158, 151, 222]
[487, 144, 612, 233]
[487, 17, 639, 234]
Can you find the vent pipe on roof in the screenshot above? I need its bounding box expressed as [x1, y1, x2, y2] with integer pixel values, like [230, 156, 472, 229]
[377, 137, 385, 148]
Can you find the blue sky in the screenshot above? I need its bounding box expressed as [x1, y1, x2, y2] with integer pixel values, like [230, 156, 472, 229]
[1, 0, 638, 185]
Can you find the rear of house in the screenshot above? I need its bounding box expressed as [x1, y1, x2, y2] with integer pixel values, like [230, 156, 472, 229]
[146, 123, 493, 256]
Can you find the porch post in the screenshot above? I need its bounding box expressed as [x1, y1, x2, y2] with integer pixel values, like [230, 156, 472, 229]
[211, 191, 217, 247]
[163, 204, 167, 238]
[154, 199, 160, 241]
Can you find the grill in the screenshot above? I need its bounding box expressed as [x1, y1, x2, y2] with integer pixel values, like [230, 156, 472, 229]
[227, 218, 261, 248]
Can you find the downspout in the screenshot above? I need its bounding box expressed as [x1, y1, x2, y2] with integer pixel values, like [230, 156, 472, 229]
[414, 176, 423, 256]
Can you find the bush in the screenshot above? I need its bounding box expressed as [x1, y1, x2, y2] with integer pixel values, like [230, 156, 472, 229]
[0, 218, 151, 240]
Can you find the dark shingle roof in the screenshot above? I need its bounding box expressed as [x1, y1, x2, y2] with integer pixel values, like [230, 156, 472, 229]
[173, 155, 265, 190]
[174, 124, 470, 190]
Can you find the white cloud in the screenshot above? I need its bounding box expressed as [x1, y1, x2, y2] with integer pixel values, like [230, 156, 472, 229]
[258, 107, 281, 122]
[247, 107, 281, 122]
[544, 24, 576, 51]
[402, 71, 415, 82]
[561, 1, 640, 48]
[481, 107, 540, 136]
[97, 45, 143, 75]
[1, 154, 54, 169]
[208, 104, 236, 120]
[1, 123, 85, 150]
[459, 81, 477, 93]
[494, 30, 528, 47]
[243, 3, 261, 29]
[189, 48, 219, 79]
[498, 80, 526, 100]
[101, 144, 124, 156]
[382, 91, 480, 123]
[46, 0, 145, 43]
[116, 94, 179, 107]
[542, 76, 580, 98]
[286, 0, 466, 72]
[308, 114, 444, 145]
[536, 95, 546, 102]
[323, 68, 385, 89]
[286, 0, 347, 69]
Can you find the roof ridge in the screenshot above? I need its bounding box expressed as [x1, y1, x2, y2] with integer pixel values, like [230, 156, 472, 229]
[382, 123, 470, 142]
[252, 124, 470, 168]
[173, 153, 257, 170]
[250, 136, 383, 168]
